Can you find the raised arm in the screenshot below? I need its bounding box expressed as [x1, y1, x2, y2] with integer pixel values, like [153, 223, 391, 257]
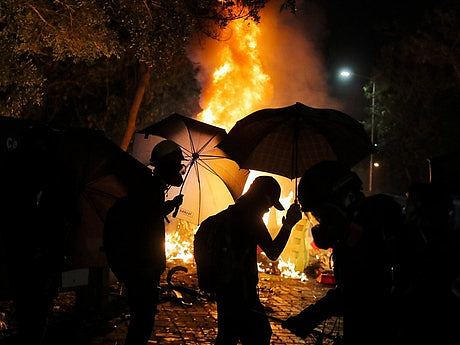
[257, 203, 302, 260]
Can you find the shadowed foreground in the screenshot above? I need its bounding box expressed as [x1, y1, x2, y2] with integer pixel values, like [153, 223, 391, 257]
[1, 265, 337, 345]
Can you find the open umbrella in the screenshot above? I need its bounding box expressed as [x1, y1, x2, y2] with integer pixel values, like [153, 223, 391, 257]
[57, 128, 152, 268]
[132, 113, 249, 225]
[218, 102, 373, 195]
[1, 126, 152, 275]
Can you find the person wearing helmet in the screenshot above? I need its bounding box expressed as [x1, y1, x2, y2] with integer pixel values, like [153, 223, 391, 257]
[282, 160, 405, 345]
[103, 139, 185, 345]
[149, 139, 186, 188]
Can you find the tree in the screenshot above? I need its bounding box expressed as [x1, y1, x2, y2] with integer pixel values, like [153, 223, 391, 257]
[368, 5, 460, 193]
[0, 0, 279, 148]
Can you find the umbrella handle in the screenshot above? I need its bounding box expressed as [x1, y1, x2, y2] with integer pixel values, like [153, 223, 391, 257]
[172, 193, 183, 218]
[172, 160, 194, 218]
[295, 176, 298, 203]
[173, 205, 180, 218]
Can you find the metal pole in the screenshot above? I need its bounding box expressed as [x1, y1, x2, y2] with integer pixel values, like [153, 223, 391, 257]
[368, 80, 376, 193]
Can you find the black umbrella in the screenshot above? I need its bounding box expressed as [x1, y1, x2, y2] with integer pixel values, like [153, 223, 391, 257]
[218, 102, 374, 196]
[56, 128, 152, 268]
[1, 126, 152, 275]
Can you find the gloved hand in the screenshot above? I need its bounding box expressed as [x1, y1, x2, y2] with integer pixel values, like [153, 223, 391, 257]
[164, 194, 184, 217]
[171, 194, 184, 208]
[282, 314, 315, 338]
[283, 203, 302, 228]
[171, 194, 184, 217]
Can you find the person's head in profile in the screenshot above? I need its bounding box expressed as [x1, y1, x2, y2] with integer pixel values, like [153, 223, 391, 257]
[241, 175, 285, 216]
[298, 160, 363, 215]
[150, 139, 186, 187]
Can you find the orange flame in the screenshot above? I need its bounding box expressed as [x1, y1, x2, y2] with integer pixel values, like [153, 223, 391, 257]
[165, 231, 194, 263]
[192, 12, 310, 275]
[197, 19, 273, 130]
[166, 3, 338, 280]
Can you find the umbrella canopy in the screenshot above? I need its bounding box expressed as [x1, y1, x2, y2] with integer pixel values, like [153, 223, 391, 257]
[218, 102, 374, 180]
[57, 128, 152, 268]
[0, 126, 151, 271]
[133, 113, 249, 225]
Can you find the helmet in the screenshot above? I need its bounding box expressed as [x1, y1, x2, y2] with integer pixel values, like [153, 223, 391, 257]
[150, 140, 184, 165]
[298, 160, 362, 212]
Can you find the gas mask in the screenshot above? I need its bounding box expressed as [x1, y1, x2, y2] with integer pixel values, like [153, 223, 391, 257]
[311, 203, 349, 250]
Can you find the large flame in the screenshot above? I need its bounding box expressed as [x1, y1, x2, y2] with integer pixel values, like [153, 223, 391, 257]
[197, 19, 273, 130]
[166, 2, 337, 280]
[198, 18, 306, 281]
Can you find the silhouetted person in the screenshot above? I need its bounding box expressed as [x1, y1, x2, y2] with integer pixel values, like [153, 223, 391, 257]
[1, 127, 78, 345]
[395, 182, 460, 345]
[203, 176, 302, 345]
[103, 139, 185, 345]
[282, 160, 405, 345]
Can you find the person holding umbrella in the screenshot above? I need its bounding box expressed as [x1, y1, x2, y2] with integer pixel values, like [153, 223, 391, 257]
[201, 176, 302, 345]
[282, 160, 405, 345]
[103, 139, 185, 345]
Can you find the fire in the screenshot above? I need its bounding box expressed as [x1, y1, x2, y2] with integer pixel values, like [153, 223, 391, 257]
[165, 219, 197, 263]
[197, 19, 273, 130]
[278, 260, 308, 282]
[165, 231, 194, 263]
[165, 8, 326, 281]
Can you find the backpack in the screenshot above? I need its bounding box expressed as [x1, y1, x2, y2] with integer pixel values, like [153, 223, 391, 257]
[193, 209, 237, 294]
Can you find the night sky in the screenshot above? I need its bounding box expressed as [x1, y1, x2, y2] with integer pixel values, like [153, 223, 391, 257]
[311, 0, 445, 118]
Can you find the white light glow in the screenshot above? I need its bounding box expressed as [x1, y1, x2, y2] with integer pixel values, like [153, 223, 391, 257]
[339, 69, 352, 78]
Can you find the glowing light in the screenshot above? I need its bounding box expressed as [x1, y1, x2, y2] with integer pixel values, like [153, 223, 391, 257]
[165, 13, 314, 282]
[213, 63, 232, 81]
[339, 69, 352, 78]
[165, 231, 194, 263]
[278, 259, 308, 281]
[197, 19, 273, 130]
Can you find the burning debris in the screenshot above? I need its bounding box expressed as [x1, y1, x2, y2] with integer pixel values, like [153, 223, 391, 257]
[166, 230, 194, 263]
[0, 312, 7, 331]
[165, 216, 332, 284]
[257, 253, 308, 282]
[173, 6, 336, 285]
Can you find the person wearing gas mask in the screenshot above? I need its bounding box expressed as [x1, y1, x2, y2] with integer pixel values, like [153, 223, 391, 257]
[282, 160, 406, 345]
[104, 139, 185, 345]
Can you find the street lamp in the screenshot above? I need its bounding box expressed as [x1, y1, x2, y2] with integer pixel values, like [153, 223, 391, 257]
[338, 68, 376, 193]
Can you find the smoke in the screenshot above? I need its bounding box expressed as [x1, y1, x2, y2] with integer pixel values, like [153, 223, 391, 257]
[257, 1, 340, 109]
[188, 0, 341, 113]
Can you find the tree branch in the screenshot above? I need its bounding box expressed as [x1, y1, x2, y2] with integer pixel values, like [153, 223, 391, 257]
[120, 63, 152, 151]
[142, 0, 153, 19]
[27, 4, 56, 30]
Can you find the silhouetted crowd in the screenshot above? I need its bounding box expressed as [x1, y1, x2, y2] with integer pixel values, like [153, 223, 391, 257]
[1, 130, 459, 345]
